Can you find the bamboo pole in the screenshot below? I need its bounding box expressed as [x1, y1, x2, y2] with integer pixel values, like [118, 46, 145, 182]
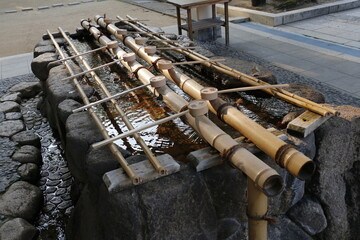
[59, 60, 120, 81]
[46, 30, 141, 185]
[92, 110, 189, 149]
[48, 46, 107, 65]
[73, 83, 151, 113]
[125, 15, 338, 117]
[59, 26, 167, 176]
[87, 18, 283, 197]
[248, 178, 268, 240]
[217, 84, 290, 94]
[164, 59, 225, 66]
[97, 15, 315, 181]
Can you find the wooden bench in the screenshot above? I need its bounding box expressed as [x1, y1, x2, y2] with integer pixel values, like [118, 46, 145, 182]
[167, 0, 230, 45]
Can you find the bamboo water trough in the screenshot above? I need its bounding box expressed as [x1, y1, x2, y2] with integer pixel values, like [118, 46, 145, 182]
[94, 15, 315, 181]
[79, 19, 284, 239]
[122, 15, 338, 117]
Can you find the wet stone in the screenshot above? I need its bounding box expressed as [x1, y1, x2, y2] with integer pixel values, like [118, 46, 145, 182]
[0, 120, 25, 137]
[61, 172, 72, 181]
[11, 130, 41, 147]
[12, 145, 41, 165]
[47, 180, 61, 187]
[0, 101, 20, 113]
[55, 188, 67, 196]
[59, 168, 69, 175]
[5, 112, 23, 120]
[50, 197, 62, 205]
[61, 195, 71, 201]
[59, 179, 72, 188]
[0, 93, 21, 103]
[45, 187, 57, 194]
[58, 201, 72, 210]
[48, 173, 61, 181]
[43, 203, 56, 213]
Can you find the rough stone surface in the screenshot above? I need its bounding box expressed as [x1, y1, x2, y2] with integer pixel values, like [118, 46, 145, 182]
[217, 218, 246, 240]
[0, 101, 20, 113]
[308, 105, 360, 240]
[68, 166, 218, 240]
[11, 130, 41, 147]
[0, 137, 20, 193]
[285, 83, 325, 104]
[269, 215, 312, 240]
[9, 82, 42, 98]
[0, 120, 25, 137]
[200, 164, 247, 221]
[12, 145, 41, 165]
[0, 181, 42, 221]
[287, 195, 327, 235]
[34, 45, 56, 58]
[17, 163, 40, 183]
[57, 99, 82, 124]
[0, 93, 21, 103]
[65, 112, 103, 182]
[34, 38, 66, 48]
[0, 218, 37, 240]
[5, 112, 22, 120]
[31, 52, 59, 81]
[197, 58, 277, 88]
[86, 147, 131, 183]
[46, 65, 94, 108]
[0, 112, 4, 123]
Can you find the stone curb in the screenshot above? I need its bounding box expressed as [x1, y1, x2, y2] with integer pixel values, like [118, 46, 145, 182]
[217, 0, 360, 26]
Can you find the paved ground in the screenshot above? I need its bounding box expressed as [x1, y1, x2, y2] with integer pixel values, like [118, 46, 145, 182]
[277, 8, 360, 49]
[1, 0, 360, 100]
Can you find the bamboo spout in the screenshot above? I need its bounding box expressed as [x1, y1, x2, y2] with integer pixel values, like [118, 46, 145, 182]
[248, 178, 268, 240]
[281, 148, 315, 180]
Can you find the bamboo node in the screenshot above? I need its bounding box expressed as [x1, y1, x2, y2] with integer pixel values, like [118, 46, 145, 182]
[246, 211, 279, 224]
[274, 144, 294, 167]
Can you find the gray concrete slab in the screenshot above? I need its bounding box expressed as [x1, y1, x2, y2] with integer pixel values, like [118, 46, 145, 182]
[0, 53, 32, 80]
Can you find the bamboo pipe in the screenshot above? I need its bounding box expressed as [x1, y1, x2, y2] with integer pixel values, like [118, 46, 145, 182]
[96, 15, 315, 180]
[248, 178, 268, 240]
[125, 15, 338, 117]
[60, 26, 167, 176]
[87, 19, 283, 196]
[46, 30, 140, 184]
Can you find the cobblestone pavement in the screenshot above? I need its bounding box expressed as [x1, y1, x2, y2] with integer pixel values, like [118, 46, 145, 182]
[21, 94, 73, 238]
